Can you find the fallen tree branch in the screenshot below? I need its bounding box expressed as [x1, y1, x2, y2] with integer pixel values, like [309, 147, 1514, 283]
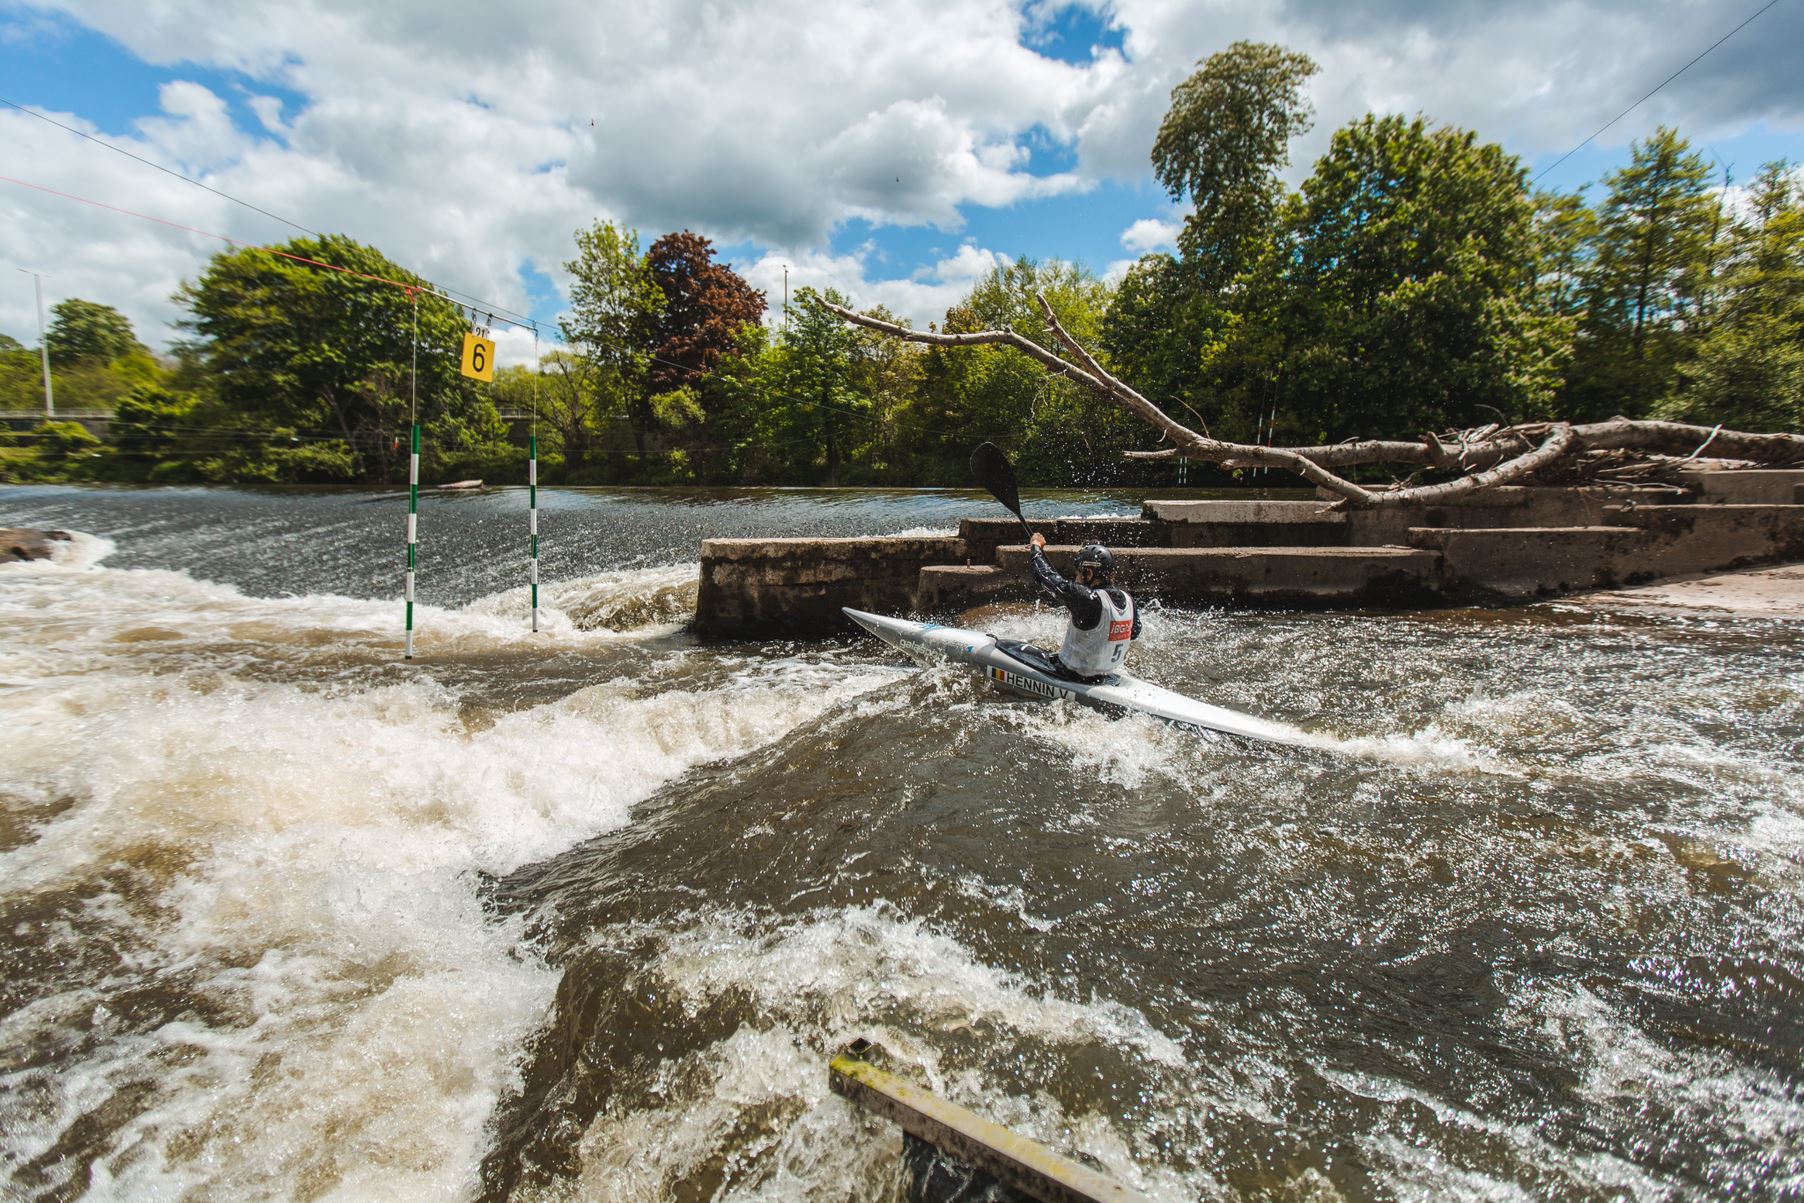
[822, 298, 1383, 506]
[816, 296, 1804, 506]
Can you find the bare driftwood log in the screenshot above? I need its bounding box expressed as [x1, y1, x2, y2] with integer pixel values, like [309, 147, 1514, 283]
[819, 297, 1804, 509]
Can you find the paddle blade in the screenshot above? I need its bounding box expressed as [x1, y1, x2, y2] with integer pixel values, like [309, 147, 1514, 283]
[969, 442, 1022, 518]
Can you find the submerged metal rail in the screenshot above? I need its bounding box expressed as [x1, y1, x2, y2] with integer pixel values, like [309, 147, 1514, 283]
[829, 1038, 1149, 1203]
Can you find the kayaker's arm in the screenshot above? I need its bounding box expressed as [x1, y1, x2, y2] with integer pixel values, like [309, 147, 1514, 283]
[1027, 536, 1103, 630]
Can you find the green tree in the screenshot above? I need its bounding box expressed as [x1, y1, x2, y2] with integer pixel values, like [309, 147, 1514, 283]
[46, 298, 140, 363]
[1566, 127, 1717, 419]
[176, 234, 499, 481]
[1530, 189, 1597, 321]
[776, 288, 865, 483]
[912, 258, 1130, 482]
[847, 308, 926, 480]
[1100, 253, 1216, 430]
[1106, 42, 1317, 434]
[102, 384, 202, 481]
[562, 220, 664, 460]
[1222, 114, 1560, 441]
[693, 321, 781, 482]
[1152, 41, 1320, 288]
[1660, 160, 1804, 430]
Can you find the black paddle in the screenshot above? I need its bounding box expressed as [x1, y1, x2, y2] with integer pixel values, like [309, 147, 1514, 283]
[969, 441, 1035, 543]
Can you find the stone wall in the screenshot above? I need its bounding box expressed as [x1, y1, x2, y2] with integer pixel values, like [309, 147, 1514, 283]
[694, 535, 963, 638]
[690, 473, 1804, 638]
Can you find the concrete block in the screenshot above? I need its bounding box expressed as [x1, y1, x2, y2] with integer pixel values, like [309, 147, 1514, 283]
[1139, 498, 1350, 547]
[1407, 525, 1651, 597]
[695, 536, 964, 637]
[1142, 499, 1341, 524]
[917, 564, 1014, 611]
[992, 545, 1442, 608]
[1677, 469, 1804, 505]
[1343, 487, 1633, 546]
[958, 517, 1155, 566]
[1604, 503, 1804, 575]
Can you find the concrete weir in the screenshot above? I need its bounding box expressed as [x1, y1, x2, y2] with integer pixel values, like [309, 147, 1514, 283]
[690, 472, 1804, 638]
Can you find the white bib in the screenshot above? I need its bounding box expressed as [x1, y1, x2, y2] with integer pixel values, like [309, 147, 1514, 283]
[1058, 588, 1134, 677]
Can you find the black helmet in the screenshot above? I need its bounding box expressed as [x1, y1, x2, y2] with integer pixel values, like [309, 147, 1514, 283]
[1074, 544, 1114, 580]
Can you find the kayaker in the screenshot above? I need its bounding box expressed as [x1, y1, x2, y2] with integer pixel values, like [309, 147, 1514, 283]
[1027, 532, 1140, 681]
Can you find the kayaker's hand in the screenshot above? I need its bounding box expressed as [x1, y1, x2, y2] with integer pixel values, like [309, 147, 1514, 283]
[1029, 532, 1046, 550]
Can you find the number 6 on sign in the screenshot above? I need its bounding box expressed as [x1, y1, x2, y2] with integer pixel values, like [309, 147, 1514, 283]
[461, 333, 495, 382]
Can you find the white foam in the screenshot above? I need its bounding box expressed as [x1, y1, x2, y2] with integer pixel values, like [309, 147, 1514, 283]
[1502, 977, 1804, 1160]
[0, 553, 899, 1199]
[653, 905, 1187, 1066]
[1325, 1065, 1668, 1200]
[532, 906, 1201, 1201]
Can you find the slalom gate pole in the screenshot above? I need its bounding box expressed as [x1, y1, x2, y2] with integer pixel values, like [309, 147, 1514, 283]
[406, 422, 419, 658]
[529, 321, 540, 633]
[529, 432, 539, 632]
[404, 289, 419, 659]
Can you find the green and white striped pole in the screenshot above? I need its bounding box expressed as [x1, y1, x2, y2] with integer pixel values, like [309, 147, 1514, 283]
[405, 290, 419, 659]
[529, 320, 540, 633]
[405, 422, 420, 657]
[528, 433, 539, 632]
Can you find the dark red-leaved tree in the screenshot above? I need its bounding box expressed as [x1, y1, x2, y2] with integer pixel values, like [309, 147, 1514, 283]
[646, 231, 766, 394]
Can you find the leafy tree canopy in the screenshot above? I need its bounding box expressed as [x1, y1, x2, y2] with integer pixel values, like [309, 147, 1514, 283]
[175, 234, 498, 480]
[1152, 41, 1319, 288]
[47, 298, 141, 363]
[1226, 113, 1556, 440]
[646, 231, 765, 393]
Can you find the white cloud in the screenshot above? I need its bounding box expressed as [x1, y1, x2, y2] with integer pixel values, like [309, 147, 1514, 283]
[1092, 0, 1804, 186]
[3, 0, 1800, 357]
[741, 242, 1008, 330]
[1119, 216, 1178, 253]
[1101, 257, 1139, 284]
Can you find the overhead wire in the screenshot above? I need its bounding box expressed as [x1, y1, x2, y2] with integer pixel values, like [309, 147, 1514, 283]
[1, 95, 322, 240]
[1530, 0, 1786, 187]
[8, 103, 1095, 461]
[0, 99, 539, 328]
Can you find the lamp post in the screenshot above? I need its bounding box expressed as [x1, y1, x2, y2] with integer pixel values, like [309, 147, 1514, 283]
[18, 269, 53, 419]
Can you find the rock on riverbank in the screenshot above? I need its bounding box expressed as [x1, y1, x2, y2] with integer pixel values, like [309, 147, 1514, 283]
[2, 528, 72, 562]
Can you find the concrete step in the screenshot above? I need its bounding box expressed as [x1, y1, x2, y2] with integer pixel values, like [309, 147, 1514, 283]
[1142, 499, 1342, 523]
[696, 535, 966, 637]
[1603, 503, 1804, 575]
[988, 544, 1442, 608]
[1406, 525, 1652, 597]
[1139, 500, 1350, 548]
[958, 517, 1155, 566]
[1676, 468, 1804, 505]
[918, 563, 1013, 610]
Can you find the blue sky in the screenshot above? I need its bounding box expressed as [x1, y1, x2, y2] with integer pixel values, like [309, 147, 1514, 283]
[3, 0, 1801, 361]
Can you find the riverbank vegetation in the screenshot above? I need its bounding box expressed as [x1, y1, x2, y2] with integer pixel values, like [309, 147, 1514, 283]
[3, 41, 1799, 488]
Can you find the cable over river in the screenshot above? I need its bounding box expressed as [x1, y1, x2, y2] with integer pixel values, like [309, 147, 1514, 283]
[2, 484, 1799, 1201]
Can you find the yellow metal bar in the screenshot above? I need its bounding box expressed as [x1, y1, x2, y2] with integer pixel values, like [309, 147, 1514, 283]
[829, 1041, 1149, 1203]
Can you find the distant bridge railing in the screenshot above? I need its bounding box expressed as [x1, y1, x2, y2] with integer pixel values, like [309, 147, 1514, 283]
[1, 410, 112, 437]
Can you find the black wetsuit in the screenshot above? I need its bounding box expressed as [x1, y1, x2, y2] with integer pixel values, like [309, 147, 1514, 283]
[1027, 545, 1141, 678]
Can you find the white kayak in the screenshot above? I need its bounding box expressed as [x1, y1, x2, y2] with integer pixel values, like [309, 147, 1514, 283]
[843, 608, 1306, 746]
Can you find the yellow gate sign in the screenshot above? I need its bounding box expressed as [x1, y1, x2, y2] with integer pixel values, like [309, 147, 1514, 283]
[460, 333, 495, 382]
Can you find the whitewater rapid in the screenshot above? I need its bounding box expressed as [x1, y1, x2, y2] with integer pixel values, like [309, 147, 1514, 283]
[0, 537, 901, 1198]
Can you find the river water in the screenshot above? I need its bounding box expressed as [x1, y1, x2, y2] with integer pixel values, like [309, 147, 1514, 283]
[1, 484, 1799, 1202]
